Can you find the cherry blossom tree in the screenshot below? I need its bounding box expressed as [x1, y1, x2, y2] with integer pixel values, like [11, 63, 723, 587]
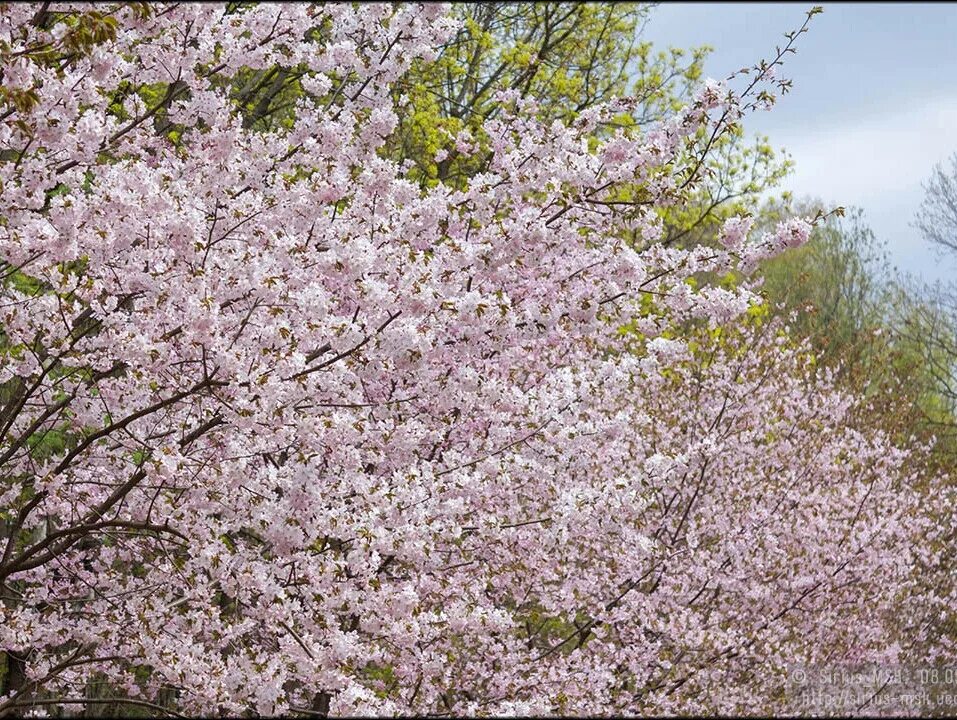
[0, 2, 948, 716]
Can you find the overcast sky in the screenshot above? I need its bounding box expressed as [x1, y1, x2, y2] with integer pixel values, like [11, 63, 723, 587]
[644, 2, 957, 284]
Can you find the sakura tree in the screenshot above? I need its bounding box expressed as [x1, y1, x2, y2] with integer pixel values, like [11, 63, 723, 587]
[0, 2, 947, 716]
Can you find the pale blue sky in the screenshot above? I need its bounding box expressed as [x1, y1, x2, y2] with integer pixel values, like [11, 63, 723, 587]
[644, 2, 957, 284]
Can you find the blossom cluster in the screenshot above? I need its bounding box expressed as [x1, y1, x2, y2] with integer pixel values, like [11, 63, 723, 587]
[0, 3, 947, 716]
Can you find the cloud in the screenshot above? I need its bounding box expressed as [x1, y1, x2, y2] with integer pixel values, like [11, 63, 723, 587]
[771, 96, 957, 282]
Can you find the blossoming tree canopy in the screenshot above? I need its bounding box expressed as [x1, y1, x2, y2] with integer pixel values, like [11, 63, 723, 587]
[0, 2, 934, 716]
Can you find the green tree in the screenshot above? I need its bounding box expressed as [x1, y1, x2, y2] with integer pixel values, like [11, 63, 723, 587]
[389, 1, 791, 243]
[757, 201, 957, 449]
[758, 204, 887, 367]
